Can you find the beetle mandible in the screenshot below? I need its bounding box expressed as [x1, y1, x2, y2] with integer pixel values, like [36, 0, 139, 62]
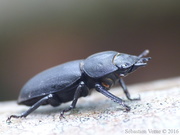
[7, 50, 151, 122]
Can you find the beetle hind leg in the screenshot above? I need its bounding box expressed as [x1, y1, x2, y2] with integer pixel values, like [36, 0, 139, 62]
[6, 94, 59, 123]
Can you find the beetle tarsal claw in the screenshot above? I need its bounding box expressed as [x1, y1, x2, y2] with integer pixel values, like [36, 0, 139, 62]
[6, 117, 12, 123]
[122, 103, 131, 112]
[59, 111, 66, 119]
[6, 115, 24, 123]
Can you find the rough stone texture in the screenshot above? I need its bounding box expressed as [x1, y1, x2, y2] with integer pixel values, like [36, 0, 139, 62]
[0, 77, 180, 135]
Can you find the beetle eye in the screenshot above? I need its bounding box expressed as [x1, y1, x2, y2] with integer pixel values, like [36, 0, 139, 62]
[121, 63, 130, 68]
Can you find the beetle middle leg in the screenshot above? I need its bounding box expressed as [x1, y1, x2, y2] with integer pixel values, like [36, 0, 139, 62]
[60, 81, 89, 118]
[6, 94, 60, 123]
[95, 83, 131, 111]
[119, 78, 140, 101]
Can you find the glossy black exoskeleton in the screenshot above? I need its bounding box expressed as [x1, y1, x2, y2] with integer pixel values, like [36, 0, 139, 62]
[7, 50, 151, 122]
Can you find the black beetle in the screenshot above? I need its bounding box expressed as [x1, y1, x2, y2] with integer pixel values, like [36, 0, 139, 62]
[7, 50, 151, 122]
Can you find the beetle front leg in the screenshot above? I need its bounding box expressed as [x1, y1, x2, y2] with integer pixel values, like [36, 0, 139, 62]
[95, 83, 130, 111]
[60, 81, 88, 118]
[119, 78, 140, 101]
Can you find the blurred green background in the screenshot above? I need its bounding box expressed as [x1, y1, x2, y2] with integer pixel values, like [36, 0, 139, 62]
[0, 1, 180, 101]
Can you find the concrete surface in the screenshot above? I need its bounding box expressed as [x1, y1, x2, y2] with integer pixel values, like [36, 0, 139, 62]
[0, 77, 180, 135]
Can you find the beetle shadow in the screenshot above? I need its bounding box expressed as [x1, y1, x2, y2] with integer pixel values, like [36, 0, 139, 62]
[29, 98, 127, 117]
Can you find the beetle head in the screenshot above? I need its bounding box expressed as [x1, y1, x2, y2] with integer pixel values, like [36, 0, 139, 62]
[113, 50, 151, 77]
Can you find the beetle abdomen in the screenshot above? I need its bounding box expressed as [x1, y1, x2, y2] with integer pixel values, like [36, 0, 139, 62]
[18, 60, 83, 104]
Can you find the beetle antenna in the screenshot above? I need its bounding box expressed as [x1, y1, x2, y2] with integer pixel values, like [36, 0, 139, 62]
[138, 50, 149, 58]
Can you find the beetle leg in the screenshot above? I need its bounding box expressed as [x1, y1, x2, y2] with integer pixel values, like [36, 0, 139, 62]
[6, 94, 56, 123]
[119, 78, 140, 101]
[95, 83, 131, 111]
[60, 81, 88, 118]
